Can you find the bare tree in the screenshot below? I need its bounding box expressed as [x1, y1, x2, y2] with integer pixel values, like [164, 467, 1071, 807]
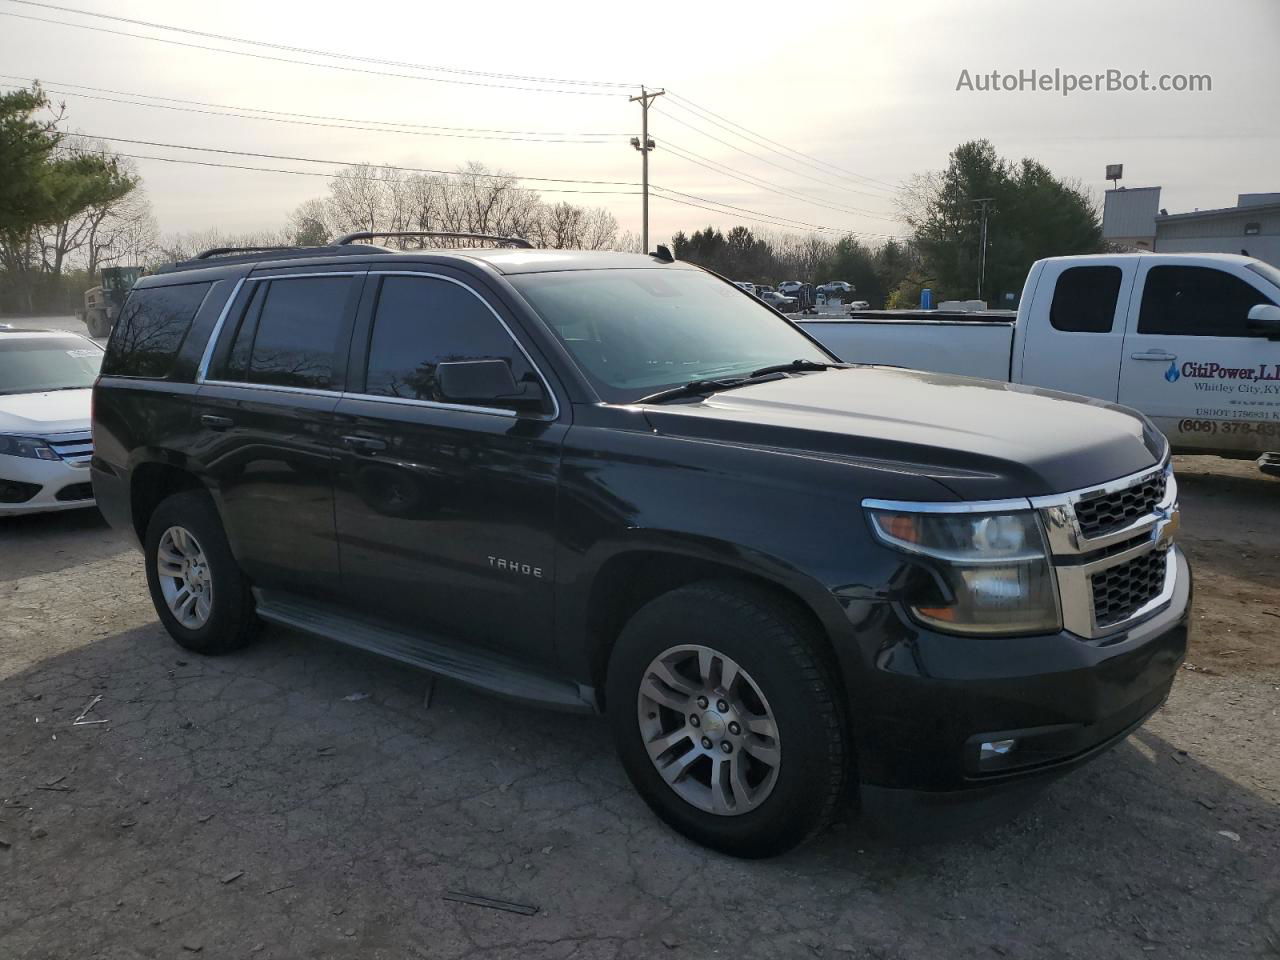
[38, 138, 141, 276]
[579, 206, 618, 250]
[88, 190, 157, 273]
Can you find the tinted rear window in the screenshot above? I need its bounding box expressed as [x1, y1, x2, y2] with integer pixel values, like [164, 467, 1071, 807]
[1050, 266, 1122, 333]
[102, 282, 211, 378]
[218, 277, 352, 390]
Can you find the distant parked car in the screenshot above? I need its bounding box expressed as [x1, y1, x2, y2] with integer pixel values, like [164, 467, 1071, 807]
[0, 328, 101, 515]
[817, 281, 853, 297]
[777, 280, 804, 297]
[733, 281, 757, 294]
[757, 290, 799, 312]
[848, 300, 871, 310]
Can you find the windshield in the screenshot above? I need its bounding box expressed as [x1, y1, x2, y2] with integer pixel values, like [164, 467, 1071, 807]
[511, 268, 832, 403]
[1246, 261, 1280, 293]
[0, 336, 103, 395]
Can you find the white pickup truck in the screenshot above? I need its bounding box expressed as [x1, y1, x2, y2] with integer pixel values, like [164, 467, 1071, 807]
[798, 253, 1280, 464]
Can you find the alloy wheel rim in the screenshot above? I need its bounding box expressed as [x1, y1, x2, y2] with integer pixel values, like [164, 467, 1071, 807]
[157, 525, 214, 629]
[636, 644, 781, 816]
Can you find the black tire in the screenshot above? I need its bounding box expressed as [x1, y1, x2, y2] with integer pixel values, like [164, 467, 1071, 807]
[144, 490, 258, 655]
[86, 310, 110, 339]
[606, 581, 848, 858]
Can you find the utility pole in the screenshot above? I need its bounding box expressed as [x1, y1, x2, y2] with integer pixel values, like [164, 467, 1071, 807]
[973, 197, 993, 301]
[630, 86, 664, 252]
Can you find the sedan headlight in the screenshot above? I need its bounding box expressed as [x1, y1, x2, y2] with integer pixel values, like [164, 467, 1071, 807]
[866, 505, 1061, 635]
[0, 435, 60, 460]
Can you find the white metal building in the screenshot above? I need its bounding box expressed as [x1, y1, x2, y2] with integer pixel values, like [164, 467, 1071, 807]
[1102, 188, 1280, 266]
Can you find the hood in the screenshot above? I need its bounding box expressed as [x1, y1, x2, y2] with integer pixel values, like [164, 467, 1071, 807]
[641, 367, 1164, 500]
[0, 389, 92, 436]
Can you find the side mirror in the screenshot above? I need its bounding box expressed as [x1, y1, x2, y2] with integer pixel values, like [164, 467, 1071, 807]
[436, 359, 546, 411]
[1247, 304, 1280, 340]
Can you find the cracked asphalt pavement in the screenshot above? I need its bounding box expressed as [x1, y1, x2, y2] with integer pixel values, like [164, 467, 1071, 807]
[1, 456, 1277, 959]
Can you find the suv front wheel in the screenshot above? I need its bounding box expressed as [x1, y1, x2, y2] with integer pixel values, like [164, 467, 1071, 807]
[144, 490, 258, 655]
[606, 581, 848, 858]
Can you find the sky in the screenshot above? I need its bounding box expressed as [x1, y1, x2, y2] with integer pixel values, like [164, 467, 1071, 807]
[2, 0, 1278, 247]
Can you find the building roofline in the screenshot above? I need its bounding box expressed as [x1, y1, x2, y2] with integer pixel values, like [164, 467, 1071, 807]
[1156, 201, 1280, 223]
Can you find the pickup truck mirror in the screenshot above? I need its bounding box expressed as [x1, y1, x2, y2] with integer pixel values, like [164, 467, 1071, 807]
[436, 359, 546, 411]
[1246, 303, 1280, 340]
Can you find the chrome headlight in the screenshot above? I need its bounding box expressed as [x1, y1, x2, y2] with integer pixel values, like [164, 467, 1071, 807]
[866, 504, 1061, 635]
[0, 435, 59, 461]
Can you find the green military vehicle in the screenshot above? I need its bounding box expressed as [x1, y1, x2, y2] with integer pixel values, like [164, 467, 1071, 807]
[80, 265, 143, 338]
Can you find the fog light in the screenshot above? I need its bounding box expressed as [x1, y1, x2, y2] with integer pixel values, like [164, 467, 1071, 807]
[979, 738, 1017, 762]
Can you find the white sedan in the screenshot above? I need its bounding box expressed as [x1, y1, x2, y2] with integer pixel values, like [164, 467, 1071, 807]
[0, 327, 102, 515]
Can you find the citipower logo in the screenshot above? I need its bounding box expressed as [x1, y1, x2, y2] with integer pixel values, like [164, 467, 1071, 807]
[1174, 360, 1280, 383]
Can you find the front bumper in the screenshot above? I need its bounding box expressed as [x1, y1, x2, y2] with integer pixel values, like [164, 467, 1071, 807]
[847, 546, 1190, 794]
[0, 452, 96, 515]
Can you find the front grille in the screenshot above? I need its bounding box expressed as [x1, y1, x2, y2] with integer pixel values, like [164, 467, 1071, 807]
[43, 430, 93, 466]
[1075, 470, 1166, 539]
[55, 482, 94, 502]
[1091, 545, 1169, 627]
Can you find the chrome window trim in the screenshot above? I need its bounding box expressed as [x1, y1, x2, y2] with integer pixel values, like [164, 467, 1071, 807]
[200, 379, 340, 400]
[365, 270, 561, 422]
[195, 272, 366, 385]
[195, 270, 560, 421]
[195, 277, 247, 383]
[341, 391, 518, 419]
[200, 379, 522, 419]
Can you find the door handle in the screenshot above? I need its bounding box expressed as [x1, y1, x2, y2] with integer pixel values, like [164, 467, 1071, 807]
[200, 414, 234, 430]
[341, 435, 388, 453]
[1130, 350, 1176, 361]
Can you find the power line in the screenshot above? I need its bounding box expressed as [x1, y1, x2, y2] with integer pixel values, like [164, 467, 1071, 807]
[653, 185, 847, 233]
[662, 139, 903, 222]
[93, 140, 895, 238]
[4, 0, 638, 89]
[110, 151, 639, 196]
[652, 106, 898, 203]
[651, 188, 906, 241]
[0, 11, 628, 96]
[665, 91, 903, 192]
[2, 82, 620, 145]
[2, 75, 629, 137]
[78, 135, 643, 187]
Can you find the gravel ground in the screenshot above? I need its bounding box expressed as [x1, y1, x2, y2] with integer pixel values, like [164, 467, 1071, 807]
[1, 456, 1277, 959]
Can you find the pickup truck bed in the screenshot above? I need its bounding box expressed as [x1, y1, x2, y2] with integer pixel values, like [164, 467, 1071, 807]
[800, 311, 1018, 381]
[796, 254, 1280, 460]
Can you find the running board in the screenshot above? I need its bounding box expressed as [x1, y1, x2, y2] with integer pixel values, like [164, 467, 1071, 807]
[253, 591, 597, 713]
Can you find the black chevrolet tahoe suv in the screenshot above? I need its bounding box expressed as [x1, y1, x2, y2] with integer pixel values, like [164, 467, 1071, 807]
[91, 232, 1190, 857]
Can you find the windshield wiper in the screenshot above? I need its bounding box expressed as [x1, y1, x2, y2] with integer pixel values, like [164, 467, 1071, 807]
[638, 360, 843, 405]
[638, 373, 784, 405]
[748, 359, 838, 378]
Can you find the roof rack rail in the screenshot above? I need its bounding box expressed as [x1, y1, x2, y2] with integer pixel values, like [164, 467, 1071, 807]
[194, 245, 298, 259]
[334, 231, 534, 249]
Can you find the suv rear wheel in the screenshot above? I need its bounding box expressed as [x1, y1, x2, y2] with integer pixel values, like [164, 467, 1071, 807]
[606, 581, 848, 858]
[144, 490, 258, 655]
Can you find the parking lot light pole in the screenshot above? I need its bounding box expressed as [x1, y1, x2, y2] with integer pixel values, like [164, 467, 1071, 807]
[630, 86, 665, 253]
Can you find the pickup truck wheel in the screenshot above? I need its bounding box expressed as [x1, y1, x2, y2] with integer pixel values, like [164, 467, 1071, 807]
[144, 491, 258, 655]
[606, 581, 847, 858]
